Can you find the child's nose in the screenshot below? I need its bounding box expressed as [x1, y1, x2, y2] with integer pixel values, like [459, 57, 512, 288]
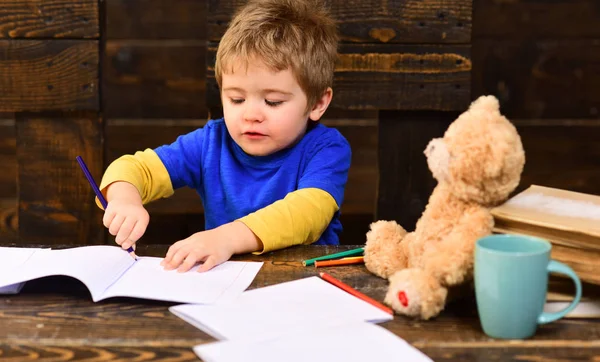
[243, 106, 265, 123]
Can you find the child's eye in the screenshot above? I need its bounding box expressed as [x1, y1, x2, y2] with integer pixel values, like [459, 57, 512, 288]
[230, 98, 244, 104]
[265, 100, 283, 107]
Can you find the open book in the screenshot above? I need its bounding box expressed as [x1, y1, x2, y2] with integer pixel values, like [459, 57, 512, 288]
[0, 246, 262, 304]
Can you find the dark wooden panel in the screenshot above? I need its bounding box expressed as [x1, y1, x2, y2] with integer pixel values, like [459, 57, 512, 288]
[207, 43, 471, 111]
[376, 110, 456, 230]
[514, 120, 600, 196]
[0, 0, 98, 39]
[472, 39, 600, 119]
[0, 40, 98, 112]
[104, 41, 207, 119]
[16, 114, 104, 245]
[106, 0, 206, 40]
[208, 0, 472, 44]
[0, 198, 17, 243]
[0, 119, 16, 199]
[0, 119, 16, 243]
[474, 0, 600, 38]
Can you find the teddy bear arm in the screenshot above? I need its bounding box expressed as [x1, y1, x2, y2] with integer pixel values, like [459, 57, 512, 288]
[424, 207, 494, 286]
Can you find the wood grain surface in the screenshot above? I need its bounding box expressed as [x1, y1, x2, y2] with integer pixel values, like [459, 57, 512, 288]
[0, 245, 598, 361]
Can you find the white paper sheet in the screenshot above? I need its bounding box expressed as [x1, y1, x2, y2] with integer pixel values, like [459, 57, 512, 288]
[193, 321, 433, 362]
[101, 257, 263, 304]
[0, 245, 263, 304]
[0, 247, 44, 294]
[170, 276, 393, 341]
[0, 246, 135, 301]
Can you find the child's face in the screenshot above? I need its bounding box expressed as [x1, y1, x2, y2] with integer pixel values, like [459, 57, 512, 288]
[221, 59, 316, 156]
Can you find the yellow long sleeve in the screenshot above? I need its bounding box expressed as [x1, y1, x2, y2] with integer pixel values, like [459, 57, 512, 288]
[238, 188, 339, 254]
[96, 149, 174, 209]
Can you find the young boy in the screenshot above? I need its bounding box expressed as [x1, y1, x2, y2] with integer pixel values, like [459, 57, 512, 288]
[97, 0, 351, 273]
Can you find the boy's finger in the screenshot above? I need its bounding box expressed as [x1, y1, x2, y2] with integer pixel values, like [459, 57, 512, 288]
[108, 215, 126, 238]
[177, 253, 198, 273]
[122, 238, 136, 251]
[115, 219, 136, 244]
[129, 220, 148, 242]
[164, 247, 187, 270]
[197, 256, 217, 273]
[103, 209, 116, 229]
[161, 241, 182, 266]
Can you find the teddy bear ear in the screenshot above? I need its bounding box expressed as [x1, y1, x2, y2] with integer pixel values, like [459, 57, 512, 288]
[468, 95, 500, 113]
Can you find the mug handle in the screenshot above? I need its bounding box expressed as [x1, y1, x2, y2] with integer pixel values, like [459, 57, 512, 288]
[537, 260, 582, 324]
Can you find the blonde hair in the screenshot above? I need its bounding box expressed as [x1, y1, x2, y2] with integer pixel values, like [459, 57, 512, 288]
[214, 0, 339, 111]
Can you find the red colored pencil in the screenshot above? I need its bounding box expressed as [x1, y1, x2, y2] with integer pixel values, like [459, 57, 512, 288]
[319, 272, 393, 315]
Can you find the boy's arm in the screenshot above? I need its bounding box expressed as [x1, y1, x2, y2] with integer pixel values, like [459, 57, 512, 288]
[238, 130, 352, 253]
[97, 126, 206, 209]
[96, 149, 174, 209]
[238, 188, 338, 253]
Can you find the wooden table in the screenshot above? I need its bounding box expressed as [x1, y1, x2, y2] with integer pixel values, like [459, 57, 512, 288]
[1, 245, 598, 361]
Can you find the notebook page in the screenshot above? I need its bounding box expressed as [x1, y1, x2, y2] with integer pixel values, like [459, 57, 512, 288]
[101, 257, 263, 304]
[0, 247, 42, 294]
[193, 321, 433, 362]
[0, 246, 135, 301]
[169, 276, 393, 341]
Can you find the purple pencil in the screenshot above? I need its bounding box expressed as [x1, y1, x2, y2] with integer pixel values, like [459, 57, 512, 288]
[76, 156, 137, 260]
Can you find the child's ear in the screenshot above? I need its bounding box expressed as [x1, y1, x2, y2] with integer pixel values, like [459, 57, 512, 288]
[308, 88, 333, 121]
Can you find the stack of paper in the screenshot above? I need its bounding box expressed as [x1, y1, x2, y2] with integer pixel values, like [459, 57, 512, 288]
[171, 276, 432, 361]
[194, 321, 433, 362]
[170, 276, 392, 340]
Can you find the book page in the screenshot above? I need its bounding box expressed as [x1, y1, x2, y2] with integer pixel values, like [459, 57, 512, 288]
[0, 247, 42, 294]
[492, 185, 600, 236]
[193, 321, 433, 362]
[544, 300, 600, 318]
[170, 276, 393, 341]
[101, 257, 263, 304]
[0, 246, 135, 301]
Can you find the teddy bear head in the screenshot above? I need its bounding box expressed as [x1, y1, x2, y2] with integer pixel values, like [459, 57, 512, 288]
[424, 95, 525, 205]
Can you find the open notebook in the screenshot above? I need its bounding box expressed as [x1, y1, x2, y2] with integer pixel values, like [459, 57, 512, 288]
[170, 276, 394, 341]
[0, 246, 262, 304]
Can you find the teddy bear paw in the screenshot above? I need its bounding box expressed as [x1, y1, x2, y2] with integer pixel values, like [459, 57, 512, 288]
[364, 220, 408, 279]
[384, 268, 448, 320]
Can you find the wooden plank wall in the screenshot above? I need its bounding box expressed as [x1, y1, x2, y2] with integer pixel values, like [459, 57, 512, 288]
[6, 1, 596, 246]
[0, 1, 104, 245]
[473, 0, 600, 195]
[0, 0, 472, 244]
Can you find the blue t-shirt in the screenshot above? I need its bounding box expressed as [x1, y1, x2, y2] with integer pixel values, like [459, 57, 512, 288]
[154, 118, 351, 245]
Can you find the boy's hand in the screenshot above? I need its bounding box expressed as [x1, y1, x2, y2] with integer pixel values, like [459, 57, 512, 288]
[103, 181, 149, 251]
[161, 221, 262, 273]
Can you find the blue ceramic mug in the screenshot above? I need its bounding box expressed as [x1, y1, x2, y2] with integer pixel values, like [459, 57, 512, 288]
[475, 234, 582, 339]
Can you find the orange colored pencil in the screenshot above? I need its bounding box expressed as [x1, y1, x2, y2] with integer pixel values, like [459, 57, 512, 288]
[319, 272, 393, 315]
[314, 256, 364, 268]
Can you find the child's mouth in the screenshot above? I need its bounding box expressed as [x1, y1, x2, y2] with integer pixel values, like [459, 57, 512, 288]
[244, 132, 266, 139]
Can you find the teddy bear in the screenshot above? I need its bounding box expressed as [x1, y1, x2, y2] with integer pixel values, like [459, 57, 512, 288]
[364, 95, 525, 320]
